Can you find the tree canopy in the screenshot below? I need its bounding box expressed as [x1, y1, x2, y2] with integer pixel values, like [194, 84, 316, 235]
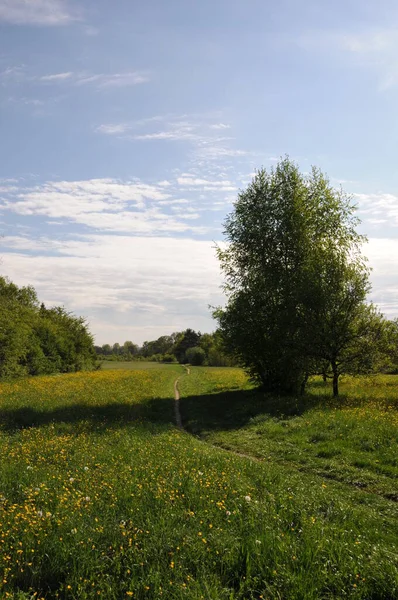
[215, 158, 388, 396]
[0, 276, 96, 378]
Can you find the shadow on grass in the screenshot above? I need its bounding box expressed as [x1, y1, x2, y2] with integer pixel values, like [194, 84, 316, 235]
[0, 397, 176, 433]
[179, 385, 344, 435]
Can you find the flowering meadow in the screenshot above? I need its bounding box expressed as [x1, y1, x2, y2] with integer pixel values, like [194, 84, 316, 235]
[0, 367, 397, 599]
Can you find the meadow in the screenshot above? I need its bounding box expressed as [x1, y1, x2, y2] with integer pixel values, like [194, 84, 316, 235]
[100, 361, 179, 371]
[0, 367, 397, 599]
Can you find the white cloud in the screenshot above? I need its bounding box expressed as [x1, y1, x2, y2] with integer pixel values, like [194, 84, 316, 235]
[76, 72, 149, 87]
[0, 178, 208, 235]
[96, 115, 244, 158]
[354, 192, 398, 226]
[40, 72, 73, 81]
[209, 123, 231, 130]
[177, 176, 234, 187]
[365, 238, 398, 318]
[0, 0, 77, 25]
[1, 68, 149, 90]
[196, 147, 248, 159]
[0, 235, 224, 343]
[133, 122, 198, 142]
[38, 71, 149, 87]
[96, 123, 130, 135]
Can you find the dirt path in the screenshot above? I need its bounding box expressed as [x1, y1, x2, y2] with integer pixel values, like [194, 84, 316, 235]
[173, 366, 190, 429]
[173, 367, 261, 464]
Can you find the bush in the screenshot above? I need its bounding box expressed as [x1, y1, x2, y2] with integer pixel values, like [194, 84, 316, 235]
[186, 346, 206, 366]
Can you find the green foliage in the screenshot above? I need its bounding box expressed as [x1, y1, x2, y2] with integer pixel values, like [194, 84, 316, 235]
[173, 328, 201, 363]
[0, 276, 96, 378]
[185, 346, 206, 366]
[216, 158, 385, 396]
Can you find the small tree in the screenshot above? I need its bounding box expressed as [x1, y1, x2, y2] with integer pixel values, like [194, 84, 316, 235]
[173, 329, 201, 363]
[186, 346, 206, 366]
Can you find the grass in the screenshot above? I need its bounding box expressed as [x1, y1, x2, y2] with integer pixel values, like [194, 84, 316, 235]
[179, 370, 398, 500]
[100, 361, 178, 370]
[0, 367, 397, 599]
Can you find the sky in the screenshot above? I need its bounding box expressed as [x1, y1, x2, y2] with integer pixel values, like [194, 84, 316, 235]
[1, 0, 398, 345]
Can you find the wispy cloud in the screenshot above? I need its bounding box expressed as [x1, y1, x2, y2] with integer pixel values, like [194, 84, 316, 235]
[0, 178, 207, 235]
[301, 27, 398, 91]
[40, 71, 149, 87]
[209, 123, 231, 130]
[354, 192, 398, 226]
[40, 72, 73, 81]
[1, 68, 149, 89]
[339, 29, 398, 90]
[0, 0, 77, 26]
[95, 123, 130, 135]
[76, 72, 149, 87]
[177, 176, 235, 190]
[96, 114, 248, 168]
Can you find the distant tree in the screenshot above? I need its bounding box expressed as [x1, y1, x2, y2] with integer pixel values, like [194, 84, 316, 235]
[101, 344, 112, 356]
[122, 341, 139, 358]
[112, 342, 121, 356]
[173, 329, 201, 363]
[186, 346, 206, 366]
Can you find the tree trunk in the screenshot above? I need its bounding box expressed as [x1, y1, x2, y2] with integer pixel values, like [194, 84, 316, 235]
[331, 361, 339, 397]
[300, 372, 309, 396]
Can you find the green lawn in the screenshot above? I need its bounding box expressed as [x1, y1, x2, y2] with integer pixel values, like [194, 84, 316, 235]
[0, 367, 397, 599]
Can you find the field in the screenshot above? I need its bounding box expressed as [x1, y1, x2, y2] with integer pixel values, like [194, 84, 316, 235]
[0, 367, 397, 599]
[100, 361, 178, 371]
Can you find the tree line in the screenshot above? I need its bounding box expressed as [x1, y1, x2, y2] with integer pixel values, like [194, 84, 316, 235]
[0, 277, 96, 378]
[215, 158, 398, 396]
[95, 329, 235, 367]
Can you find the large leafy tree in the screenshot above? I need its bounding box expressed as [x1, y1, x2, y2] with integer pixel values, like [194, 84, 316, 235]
[215, 158, 375, 395]
[0, 276, 96, 378]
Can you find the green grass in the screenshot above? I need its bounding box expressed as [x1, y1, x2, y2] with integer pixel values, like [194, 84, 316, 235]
[0, 367, 397, 599]
[179, 369, 398, 500]
[100, 361, 179, 370]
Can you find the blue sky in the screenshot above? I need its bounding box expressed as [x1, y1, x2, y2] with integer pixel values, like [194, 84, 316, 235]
[1, 0, 397, 344]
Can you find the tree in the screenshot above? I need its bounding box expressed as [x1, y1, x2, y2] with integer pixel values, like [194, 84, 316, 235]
[0, 276, 96, 378]
[297, 248, 387, 395]
[215, 158, 373, 396]
[186, 346, 206, 366]
[173, 329, 201, 363]
[122, 341, 139, 358]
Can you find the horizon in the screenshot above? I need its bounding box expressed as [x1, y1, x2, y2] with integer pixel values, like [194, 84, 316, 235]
[1, 0, 398, 345]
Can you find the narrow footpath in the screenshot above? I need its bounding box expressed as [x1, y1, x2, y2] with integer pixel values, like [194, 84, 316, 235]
[173, 366, 262, 464]
[173, 366, 190, 429]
